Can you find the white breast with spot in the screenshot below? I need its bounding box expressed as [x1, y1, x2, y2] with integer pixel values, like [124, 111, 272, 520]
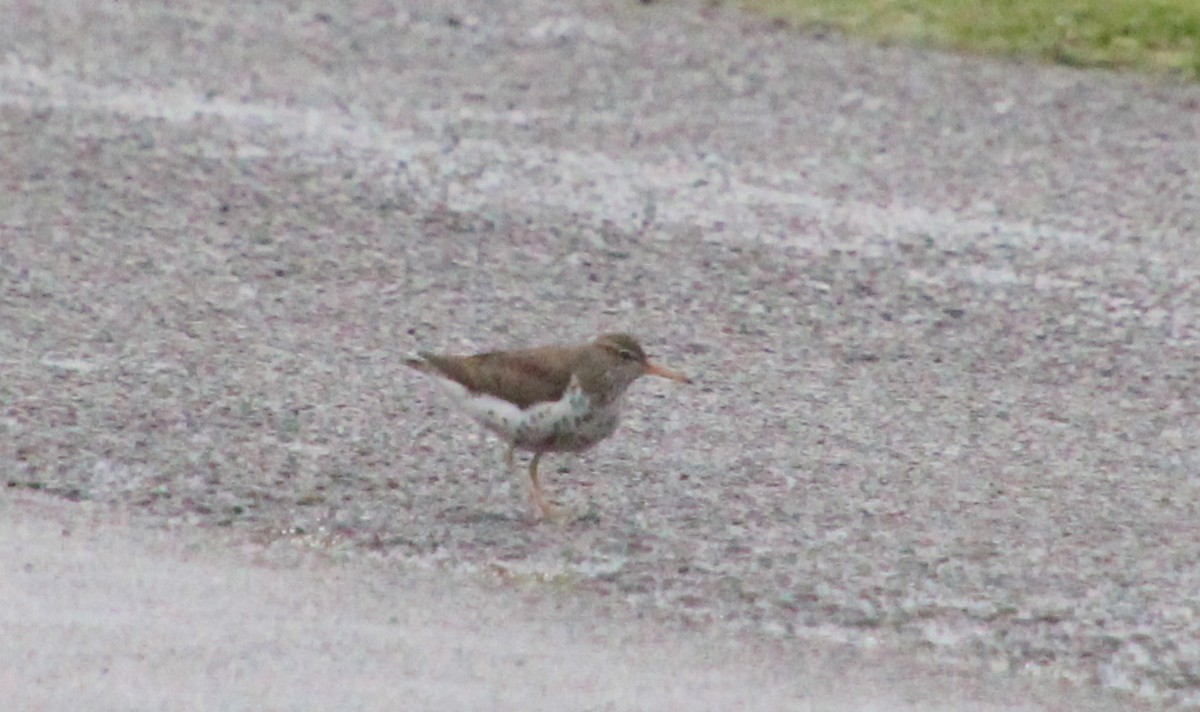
[430, 374, 621, 452]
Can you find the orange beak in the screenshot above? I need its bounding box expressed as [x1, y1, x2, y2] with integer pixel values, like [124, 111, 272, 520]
[644, 361, 693, 384]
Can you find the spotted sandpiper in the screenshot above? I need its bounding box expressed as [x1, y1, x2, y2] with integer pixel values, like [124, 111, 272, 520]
[405, 333, 692, 518]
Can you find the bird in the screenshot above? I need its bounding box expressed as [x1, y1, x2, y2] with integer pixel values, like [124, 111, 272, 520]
[405, 332, 692, 519]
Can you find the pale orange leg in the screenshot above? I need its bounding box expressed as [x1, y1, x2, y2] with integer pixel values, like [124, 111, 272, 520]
[527, 452, 562, 520]
[491, 445, 516, 503]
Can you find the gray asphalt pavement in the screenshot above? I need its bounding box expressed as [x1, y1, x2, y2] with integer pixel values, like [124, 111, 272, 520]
[1, 0, 1197, 708]
[1, 493, 1142, 711]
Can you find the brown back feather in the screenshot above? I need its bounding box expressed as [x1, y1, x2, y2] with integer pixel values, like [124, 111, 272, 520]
[416, 345, 579, 410]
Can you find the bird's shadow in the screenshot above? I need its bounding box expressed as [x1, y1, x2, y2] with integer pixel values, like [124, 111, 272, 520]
[439, 503, 603, 529]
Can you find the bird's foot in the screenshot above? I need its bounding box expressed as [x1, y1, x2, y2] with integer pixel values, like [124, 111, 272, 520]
[528, 497, 602, 525]
[529, 492, 568, 522]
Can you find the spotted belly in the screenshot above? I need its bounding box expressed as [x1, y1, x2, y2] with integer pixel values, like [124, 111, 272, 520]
[438, 373, 623, 453]
[513, 394, 621, 453]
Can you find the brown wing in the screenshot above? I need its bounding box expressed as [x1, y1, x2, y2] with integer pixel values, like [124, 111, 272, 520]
[414, 345, 579, 410]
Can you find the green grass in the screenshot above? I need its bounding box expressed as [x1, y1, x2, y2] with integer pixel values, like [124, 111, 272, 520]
[742, 0, 1200, 79]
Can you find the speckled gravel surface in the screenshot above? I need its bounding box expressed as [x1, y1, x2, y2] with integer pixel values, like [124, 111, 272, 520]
[2, 0, 1198, 708]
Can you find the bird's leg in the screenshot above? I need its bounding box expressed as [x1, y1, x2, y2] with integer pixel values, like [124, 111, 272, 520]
[527, 452, 562, 520]
[485, 445, 516, 504]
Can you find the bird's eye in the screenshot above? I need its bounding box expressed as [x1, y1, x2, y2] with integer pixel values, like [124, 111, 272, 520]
[618, 349, 637, 361]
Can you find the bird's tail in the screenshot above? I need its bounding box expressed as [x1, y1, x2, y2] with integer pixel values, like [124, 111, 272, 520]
[404, 353, 432, 372]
